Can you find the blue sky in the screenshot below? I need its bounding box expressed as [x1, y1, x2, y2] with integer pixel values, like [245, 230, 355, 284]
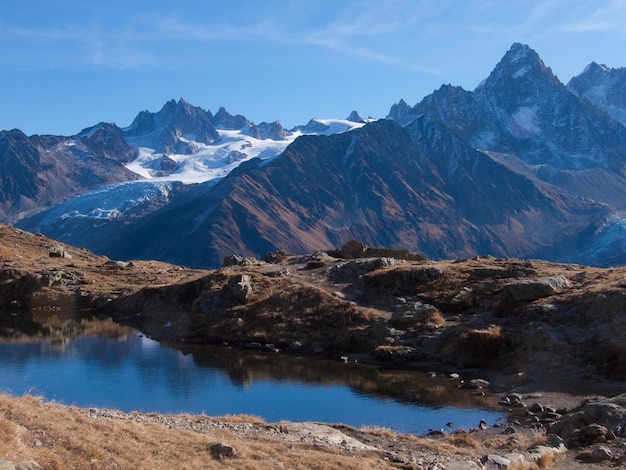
[1, 0, 624, 136]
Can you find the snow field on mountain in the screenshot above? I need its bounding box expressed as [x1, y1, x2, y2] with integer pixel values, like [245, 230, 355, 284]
[125, 120, 366, 184]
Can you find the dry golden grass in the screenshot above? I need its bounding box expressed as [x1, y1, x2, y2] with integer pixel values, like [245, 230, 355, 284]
[536, 451, 554, 469]
[0, 244, 12, 258]
[0, 393, 397, 470]
[443, 432, 482, 450]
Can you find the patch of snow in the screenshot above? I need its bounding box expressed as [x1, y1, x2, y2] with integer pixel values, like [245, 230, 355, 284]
[36, 181, 176, 225]
[579, 216, 626, 263]
[584, 84, 609, 105]
[342, 135, 357, 165]
[472, 131, 496, 149]
[513, 65, 531, 79]
[301, 119, 366, 136]
[510, 106, 541, 137]
[603, 105, 626, 126]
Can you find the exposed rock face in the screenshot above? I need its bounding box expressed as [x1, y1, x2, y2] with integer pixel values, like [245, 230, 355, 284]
[256, 120, 288, 141]
[227, 274, 253, 301]
[568, 62, 626, 126]
[124, 98, 220, 154]
[503, 275, 570, 301]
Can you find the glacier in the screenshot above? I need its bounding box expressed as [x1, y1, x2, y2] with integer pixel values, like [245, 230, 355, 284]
[34, 117, 368, 226]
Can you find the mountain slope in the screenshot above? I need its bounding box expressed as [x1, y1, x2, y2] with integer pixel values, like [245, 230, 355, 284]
[0, 124, 138, 222]
[100, 120, 483, 267]
[567, 62, 626, 126]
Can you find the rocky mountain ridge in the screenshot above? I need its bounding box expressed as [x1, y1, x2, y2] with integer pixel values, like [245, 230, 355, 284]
[5, 43, 626, 268]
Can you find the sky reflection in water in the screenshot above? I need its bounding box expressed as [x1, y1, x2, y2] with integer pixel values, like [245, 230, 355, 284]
[0, 333, 503, 434]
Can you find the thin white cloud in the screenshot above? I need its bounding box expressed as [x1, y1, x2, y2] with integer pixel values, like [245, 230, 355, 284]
[555, 0, 626, 33]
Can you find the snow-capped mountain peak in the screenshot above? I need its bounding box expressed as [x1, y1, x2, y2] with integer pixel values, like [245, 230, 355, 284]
[568, 62, 626, 126]
[122, 99, 369, 184]
[476, 43, 560, 92]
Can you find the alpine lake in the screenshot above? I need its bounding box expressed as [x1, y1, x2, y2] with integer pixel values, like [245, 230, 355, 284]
[0, 310, 504, 435]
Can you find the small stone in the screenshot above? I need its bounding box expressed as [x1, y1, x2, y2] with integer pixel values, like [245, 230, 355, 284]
[479, 419, 488, 430]
[462, 378, 490, 389]
[546, 434, 565, 448]
[590, 445, 612, 462]
[529, 402, 544, 413]
[480, 454, 511, 468]
[581, 423, 609, 443]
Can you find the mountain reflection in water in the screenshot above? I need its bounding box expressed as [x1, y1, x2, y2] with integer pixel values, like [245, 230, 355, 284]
[0, 316, 503, 435]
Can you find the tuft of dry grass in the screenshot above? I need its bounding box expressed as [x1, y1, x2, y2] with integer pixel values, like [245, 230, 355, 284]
[0, 393, 398, 470]
[444, 432, 482, 450]
[536, 451, 554, 469]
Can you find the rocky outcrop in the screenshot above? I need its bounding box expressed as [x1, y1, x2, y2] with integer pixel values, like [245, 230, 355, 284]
[228, 274, 253, 301]
[551, 395, 626, 443]
[503, 275, 570, 301]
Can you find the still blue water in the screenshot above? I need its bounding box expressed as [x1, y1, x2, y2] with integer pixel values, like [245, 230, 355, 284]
[0, 333, 503, 434]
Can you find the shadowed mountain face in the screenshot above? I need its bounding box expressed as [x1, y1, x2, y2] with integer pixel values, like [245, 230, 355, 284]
[568, 61, 626, 127]
[0, 124, 138, 222]
[10, 44, 626, 267]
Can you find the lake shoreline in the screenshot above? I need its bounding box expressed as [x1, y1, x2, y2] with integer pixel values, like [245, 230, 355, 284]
[2, 225, 626, 467]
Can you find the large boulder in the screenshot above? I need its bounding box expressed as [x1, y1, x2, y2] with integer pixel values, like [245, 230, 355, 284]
[390, 301, 441, 327]
[228, 274, 253, 301]
[551, 394, 626, 443]
[503, 275, 570, 301]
